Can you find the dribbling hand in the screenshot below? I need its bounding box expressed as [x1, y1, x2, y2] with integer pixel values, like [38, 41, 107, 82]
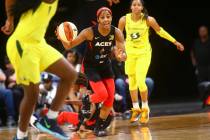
[117, 50, 127, 62]
[55, 26, 71, 49]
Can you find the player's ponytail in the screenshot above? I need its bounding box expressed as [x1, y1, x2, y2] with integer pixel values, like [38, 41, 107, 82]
[141, 0, 149, 19]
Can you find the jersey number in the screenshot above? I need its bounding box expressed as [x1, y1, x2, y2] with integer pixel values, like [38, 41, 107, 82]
[130, 33, 140, 40]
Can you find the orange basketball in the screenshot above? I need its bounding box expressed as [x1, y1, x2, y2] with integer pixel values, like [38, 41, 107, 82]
[57, 21, 78, 43]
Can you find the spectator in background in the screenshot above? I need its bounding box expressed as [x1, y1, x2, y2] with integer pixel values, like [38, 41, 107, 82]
[38, 73, 75, 113]
[146, 77, 154, 97]
[0, 67, 16, 127]
[4, 56, 24, 120]
[111, 58, 128, 118]
[38, 73, 57, 108]
[64, 49, 81, 72]
[191, 25, 210, 107]
[63, 49, 82, 112]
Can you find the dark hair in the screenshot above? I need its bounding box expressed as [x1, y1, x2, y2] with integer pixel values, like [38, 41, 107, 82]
[63, 49, 80, 65]
[75, 72, 88, 87]
[130, 0, 149, 19]
[11, 0, 42, 18]
[198, 25, 208, 30]
[42, 73, 53, 83]
[4, 56, 10, 65]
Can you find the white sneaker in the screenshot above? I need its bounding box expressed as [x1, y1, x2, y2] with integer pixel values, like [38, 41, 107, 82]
[30, 114, 39, 132]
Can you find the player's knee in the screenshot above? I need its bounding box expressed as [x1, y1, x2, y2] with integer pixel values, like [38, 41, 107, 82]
[129, 85, 137, 91]
[98, 90, 109, 102]
[103, 98, 114, 107]
[70, 69, 78, 80]
[62, 69, 78, 84]
[104, 92, 114, 107]
[139, 83, 148, 92]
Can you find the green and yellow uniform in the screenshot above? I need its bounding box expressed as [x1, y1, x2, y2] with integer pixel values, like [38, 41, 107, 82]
[125, 13, 151, 92]
[7, 0, 62, 85]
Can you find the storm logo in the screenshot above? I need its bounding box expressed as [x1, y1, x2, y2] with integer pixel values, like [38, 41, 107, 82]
[130, 32, 140, 40]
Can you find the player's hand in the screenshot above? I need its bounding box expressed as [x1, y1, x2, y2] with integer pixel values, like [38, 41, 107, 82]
[1, 18, 14, 35]
[55, 26, 72, 49]
[116, 49, 127, 61]
[106, 0, 120, 6]
[174, 41, 184, 51]
[118, 52, 127, 61]
[55, 26, 61, 40]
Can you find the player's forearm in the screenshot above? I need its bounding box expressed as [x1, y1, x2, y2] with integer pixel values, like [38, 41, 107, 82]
[156, 27, 176, 44]
[5, 0, 15, 20]
[116, 41, 125, 52]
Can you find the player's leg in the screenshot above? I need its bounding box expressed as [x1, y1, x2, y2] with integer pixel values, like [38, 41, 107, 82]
[125, 55, 141, 122]
[12, 43, 42, 140]
[35, 45, 77, 140]
[94, 78, 115, 136]
[136, 52, 151, 124]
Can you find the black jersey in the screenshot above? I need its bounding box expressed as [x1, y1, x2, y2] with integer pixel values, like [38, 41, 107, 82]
[83, 25, 116, 68]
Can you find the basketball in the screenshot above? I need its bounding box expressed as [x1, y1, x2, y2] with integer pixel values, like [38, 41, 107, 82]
[57, 21, 78, 43]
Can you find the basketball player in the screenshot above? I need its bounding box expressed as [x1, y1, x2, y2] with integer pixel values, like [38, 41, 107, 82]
[57, 103, 113, 132]
[30, 72, 113, 132]
[57, 7, 126, 136]
[118, 0, 184, 124]
[1, 0, 77, 139]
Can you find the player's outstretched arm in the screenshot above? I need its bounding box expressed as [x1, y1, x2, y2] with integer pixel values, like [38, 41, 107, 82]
[147, 16, 184, 51]
[56, 27, 92, 50]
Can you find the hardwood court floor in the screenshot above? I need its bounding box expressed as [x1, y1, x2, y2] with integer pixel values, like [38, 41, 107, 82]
[1, 112, 210, 140]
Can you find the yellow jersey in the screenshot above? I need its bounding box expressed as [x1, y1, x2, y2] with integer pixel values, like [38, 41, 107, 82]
[125, 13, 151, 55]
[12, 0, 58, 44]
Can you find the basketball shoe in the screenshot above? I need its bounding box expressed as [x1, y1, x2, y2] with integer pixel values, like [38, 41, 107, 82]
[139, 108, 150, 124]
[35, 116, 69, 140]
[130, 108, 141, 123]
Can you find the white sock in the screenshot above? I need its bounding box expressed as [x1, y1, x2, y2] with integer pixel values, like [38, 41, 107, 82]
[142, 101, 149, 109]
[47, 109, 58, 119]
[24, 131, 28, 137]
[17, 128, 27, 139]
[132, 102, 140, 109]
